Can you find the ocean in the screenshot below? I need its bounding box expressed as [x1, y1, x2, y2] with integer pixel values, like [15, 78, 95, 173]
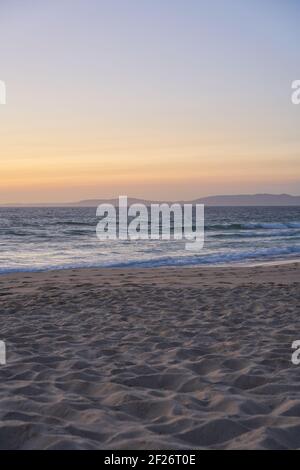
[0, 206, 300, 274]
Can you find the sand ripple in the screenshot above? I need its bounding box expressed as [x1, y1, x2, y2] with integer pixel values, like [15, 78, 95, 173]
[0, 264, 299, 449]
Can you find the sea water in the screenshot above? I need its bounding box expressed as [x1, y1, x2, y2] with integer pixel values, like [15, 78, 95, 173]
[0, 206, 299, 273]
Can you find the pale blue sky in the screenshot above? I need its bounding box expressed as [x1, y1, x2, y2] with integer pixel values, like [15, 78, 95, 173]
[0, 0, 299, 202]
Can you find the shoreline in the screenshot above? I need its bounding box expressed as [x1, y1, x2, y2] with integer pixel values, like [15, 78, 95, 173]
[1, 257, 299, 278]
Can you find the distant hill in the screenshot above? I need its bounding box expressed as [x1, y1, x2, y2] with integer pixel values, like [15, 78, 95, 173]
[1, 194, 300, 207]
[192, 194, 300, 206]
[70, 197, 152, 207]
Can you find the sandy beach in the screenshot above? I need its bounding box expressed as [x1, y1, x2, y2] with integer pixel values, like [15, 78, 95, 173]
[0, 262, 299, 449]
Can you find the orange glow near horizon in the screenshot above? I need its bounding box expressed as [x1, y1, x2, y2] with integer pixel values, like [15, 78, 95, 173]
[0, 1, 299, 203]
[1, 108, 299, 202]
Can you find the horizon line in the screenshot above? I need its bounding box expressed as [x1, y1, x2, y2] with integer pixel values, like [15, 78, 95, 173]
[1, 193, 300, 207]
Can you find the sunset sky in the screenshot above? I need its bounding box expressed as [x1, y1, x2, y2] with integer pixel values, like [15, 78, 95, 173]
[0, 0, 299, 203]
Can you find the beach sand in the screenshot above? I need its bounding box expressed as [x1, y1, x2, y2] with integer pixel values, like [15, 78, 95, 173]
[0, 262, 299, 449]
